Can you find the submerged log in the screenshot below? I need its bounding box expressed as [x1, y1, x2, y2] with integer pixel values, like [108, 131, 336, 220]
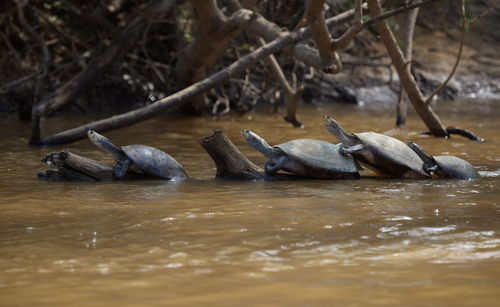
[38, 169, 95, 182]
[37, 150, 147, 181]
[199, 129, 299, 180]
[421, 127, 485, 142]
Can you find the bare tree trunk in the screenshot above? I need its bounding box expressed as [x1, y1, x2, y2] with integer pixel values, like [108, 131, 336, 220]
[367, 0, 448, 137]
[394, 7, 419, 127]
[175, 0, 234, 114]
[175, 0, 258, 114]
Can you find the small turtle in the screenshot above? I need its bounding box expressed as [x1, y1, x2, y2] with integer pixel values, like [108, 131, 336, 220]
[324, 115, 429, 179]
[87, 130, 188, 180]
[242, 130, 362, 179]
[407, 141, 479, 180]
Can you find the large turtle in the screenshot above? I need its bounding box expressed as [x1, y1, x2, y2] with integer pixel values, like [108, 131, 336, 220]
[87, 130, 188, 180]
[242, 130, 362, 179]
[407, 141, 479, 180]
[324, 115, 430, 179]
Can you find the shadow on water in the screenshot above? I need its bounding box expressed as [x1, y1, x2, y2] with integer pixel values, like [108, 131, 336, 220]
[0, 99, 499, 306]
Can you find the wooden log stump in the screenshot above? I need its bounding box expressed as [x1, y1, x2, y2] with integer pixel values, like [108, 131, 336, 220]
[198, 129, 299, 180]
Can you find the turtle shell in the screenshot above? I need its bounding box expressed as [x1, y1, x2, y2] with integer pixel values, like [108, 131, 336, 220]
[274, 139, 362, 178]
[354, 132, 429, 178]
[122, 145, 188, 179]
[434, 155, 479, 180]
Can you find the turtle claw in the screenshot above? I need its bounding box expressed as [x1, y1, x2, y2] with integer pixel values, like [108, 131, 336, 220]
[423, 164, 438, 174]
[339, 143, 363, 155]
[338, 145, 349, 156]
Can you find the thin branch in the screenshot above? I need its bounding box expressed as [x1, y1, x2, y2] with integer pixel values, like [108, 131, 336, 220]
[425, 0, 465, 104]
[330, 0, 363, 51]
[16, 1, 51, 72]
[257, 37, 303, 128]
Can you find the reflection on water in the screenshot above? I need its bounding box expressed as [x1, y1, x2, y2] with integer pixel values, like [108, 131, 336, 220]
[0, 99, 499, 306]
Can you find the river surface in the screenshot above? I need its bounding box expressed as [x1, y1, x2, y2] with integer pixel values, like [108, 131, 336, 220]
[1, 99, 499, 306]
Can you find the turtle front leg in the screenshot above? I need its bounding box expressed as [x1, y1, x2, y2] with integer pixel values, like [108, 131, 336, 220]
[264, 156, 287, 173]
[113, 159, 131, 179]
[339, 143, 363, 156]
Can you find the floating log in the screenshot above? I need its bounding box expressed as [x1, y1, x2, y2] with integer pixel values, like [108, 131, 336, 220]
[198, 129, 299, 180]
[37, 150, 146, 181]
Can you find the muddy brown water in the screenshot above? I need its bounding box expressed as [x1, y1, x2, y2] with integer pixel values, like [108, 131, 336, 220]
[1, 99, 499, 306]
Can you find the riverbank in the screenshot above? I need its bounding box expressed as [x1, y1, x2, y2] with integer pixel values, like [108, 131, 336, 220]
[327, 24, 500, 106]
[1, 3, 498, 117]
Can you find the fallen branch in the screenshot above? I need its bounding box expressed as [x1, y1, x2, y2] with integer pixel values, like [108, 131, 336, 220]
[38, 150, 150, 181]
[32, 29, 301, 146]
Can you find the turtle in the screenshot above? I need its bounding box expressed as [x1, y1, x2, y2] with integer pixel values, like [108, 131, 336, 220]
[324, 115, 430, 179]
[87, 130, 188, 180]
[241, 130, 362, 179]
[407, 141, 479, 180]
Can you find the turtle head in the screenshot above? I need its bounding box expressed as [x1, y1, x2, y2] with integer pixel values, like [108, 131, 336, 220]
[87, 130, 117, 153]
[242, 130, 264, 147]
[323, 115, 340, 133]
[241, 130, 276, 158]
[87, 130, 107, 147]
[324, 115, 354, 144]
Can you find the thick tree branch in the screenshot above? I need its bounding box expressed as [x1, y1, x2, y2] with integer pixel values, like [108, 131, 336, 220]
[306, 0, 340, 73]
[175, 0, 258, 114]
[367, 0, 448, 137]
